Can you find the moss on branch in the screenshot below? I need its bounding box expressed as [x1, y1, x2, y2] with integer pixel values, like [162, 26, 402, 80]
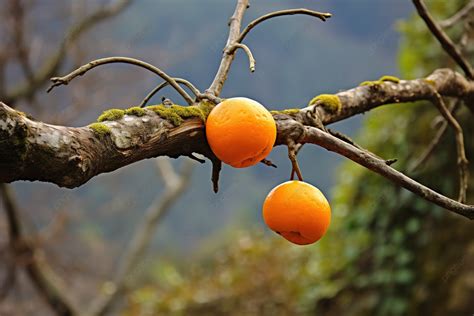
[124, 106, 146, 117]
[360, 75, 401, 87]
[97, 109, 125, 122]
[89, 122, 112, 136]
[270, 108, 300, 115]
[94, 101, 214, 128]
[308, 94, 342, 113]
[146, 102, 214, 126]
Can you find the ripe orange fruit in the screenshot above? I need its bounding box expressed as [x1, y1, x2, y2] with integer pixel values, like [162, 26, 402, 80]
[205, 97, 276, 168]
[262, 181, 331, 245]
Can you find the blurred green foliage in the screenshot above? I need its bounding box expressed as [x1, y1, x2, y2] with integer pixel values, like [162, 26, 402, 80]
[123, 1, 474, 315]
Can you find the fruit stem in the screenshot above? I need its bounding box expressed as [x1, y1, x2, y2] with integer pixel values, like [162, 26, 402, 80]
[288, 144, 303, 181]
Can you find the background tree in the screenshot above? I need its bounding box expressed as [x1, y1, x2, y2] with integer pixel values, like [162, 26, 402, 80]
[0, 1, 195, 315]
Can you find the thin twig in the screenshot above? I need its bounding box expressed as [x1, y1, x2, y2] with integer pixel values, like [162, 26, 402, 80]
[0, 183, 19, 303]
[9, 0, 35, 85]
[47, 56, 195, 105]
[459, 16, 473, 53]
[303, 127, 474, 220]
[139, 78, 201, 108]
[413, 0, 474, 79]
[261, 159, 277, 168]
[430, 91, 469, 203]
[207, 0, 250, 95]
[232, 43, 256, 72]
[0, 184, 21, 240]
[409, 100, 460, 172]
[440, 0, 474, 28]
[237, 8, 331, 43]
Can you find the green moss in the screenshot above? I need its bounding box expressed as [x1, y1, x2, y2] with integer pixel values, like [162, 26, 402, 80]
[197, 101, 214, 118]
[308, 94, 342, 113]
[360, 75, 400, 87]
[89, 122, 111, 136]
[270, 109, 300, 115]
[359, 81, 377, 86]
[379, 75, 400, 83]
[147, 105, 184, 126]
[146, 102, 214, 126]
[97, 109, 125, 122]
[170, 105, 207, 121]
[124, 106, 146, 117]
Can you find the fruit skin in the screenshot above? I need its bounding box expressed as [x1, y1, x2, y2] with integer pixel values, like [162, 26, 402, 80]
[205, 97, 277, 168]
[262, 180, 331, 245]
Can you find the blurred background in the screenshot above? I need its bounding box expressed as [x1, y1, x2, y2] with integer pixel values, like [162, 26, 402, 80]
[0, 0, 473, 315]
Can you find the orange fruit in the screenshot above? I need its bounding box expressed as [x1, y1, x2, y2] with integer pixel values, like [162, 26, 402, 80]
[262, 181, 331, 245]
[205, 97, 276, 168]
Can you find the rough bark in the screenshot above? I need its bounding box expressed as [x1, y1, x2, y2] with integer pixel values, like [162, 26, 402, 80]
[0, 105, 207, 188]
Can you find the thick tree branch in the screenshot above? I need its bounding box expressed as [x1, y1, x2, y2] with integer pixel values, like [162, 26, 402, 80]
[1, 69, 473, 188]
[306, 69, 474, 124]
[412, 0, 474, 80]
[0, 102, 207, 188]
[1, 69, 473, 218]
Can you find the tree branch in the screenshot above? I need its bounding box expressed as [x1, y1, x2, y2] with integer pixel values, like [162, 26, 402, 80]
[207, 0, 250, 96]
[86, 159, 194, 316]
[47, 56, 195, 105]
[0, 183, 19, 302]
[1, 69, 473, 218]
[5, 0, 133, 104]
[412, 0, 474, 80]
[429, 90, 469, 203]
[439, 0, 474, 28]
[237, 8, 332, 43]
[9, 0, 35, 86]
[139, 78, 201, 108]
[232, 43, 256, 72]
[0, 184, 78, 315]
[302, 127, 474, 220]
[409, 100, 460, 172]
[305, 68, 474, 124]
